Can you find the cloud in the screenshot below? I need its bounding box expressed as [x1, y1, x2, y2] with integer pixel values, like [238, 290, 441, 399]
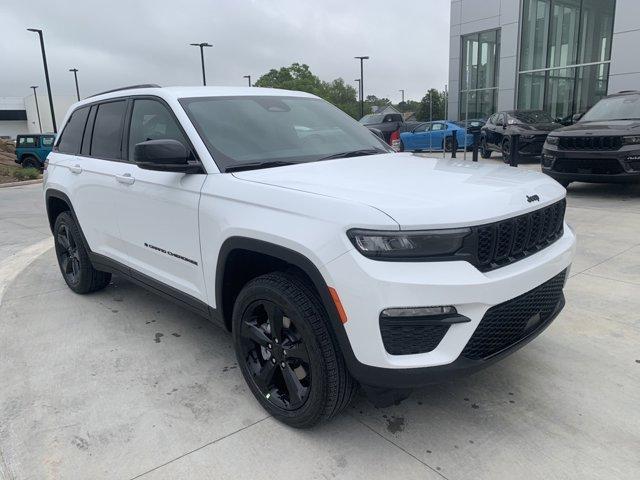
[0, 0, 450, 103]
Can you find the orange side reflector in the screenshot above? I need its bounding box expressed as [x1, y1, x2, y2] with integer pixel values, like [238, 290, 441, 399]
[328, 287, 348, 324]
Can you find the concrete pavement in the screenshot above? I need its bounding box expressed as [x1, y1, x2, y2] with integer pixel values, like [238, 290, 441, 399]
[0, 167, 639, 479]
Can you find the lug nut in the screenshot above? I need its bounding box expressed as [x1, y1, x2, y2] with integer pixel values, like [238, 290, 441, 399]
[271, 358, 276, 364]
[275, 338, 279, 344]
[268, 343, 272, 349]
[281, 362, 286, 368]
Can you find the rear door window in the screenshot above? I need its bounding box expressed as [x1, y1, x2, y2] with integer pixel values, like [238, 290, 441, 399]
[57, 107, 90, 154]
[90, 101, 127, 160]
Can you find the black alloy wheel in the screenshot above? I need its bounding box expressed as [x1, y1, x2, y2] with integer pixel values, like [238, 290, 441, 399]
[480, 138, 492, 158]
[238, 299, 311, 410]
[53, 212, 111, 294]
[444, 136, 454, 152]
[232, 272, 357, 428]
[502, 138, 511, 164]
[56, 223, 81, 285]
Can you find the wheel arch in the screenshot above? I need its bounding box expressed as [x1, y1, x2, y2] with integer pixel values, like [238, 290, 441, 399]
[216, 237, 335, 328]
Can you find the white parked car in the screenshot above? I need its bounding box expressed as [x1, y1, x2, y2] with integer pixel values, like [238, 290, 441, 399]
[43, 85, 576, 427]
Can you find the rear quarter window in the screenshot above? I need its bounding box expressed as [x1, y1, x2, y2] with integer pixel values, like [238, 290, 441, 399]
[57, 107, 90, 154]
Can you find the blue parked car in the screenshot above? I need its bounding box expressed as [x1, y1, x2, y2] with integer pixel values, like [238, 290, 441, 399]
[399, 121, 474, 152]
[15, 133, 56, 169]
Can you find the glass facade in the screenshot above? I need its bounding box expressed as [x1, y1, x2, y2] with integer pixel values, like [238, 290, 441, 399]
[517, 0, 615, 119]
[459, 29, 500, 119]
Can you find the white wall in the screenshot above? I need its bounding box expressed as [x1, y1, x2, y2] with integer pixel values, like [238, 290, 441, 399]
[448, 0, 520, 120]
[23, 94, 76, 134]
[608, 0, 640, 93]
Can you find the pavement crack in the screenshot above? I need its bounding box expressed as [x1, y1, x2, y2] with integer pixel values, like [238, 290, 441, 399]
[128, 416, 270, 479]
[349, 413, 450, 480]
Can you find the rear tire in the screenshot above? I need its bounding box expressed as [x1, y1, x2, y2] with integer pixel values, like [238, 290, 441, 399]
[232, 272, 357, 428]
[21, 156, 40, 169]
[53, 212, 111, 294]
[444, 137, 454, 152]
[480, 138, 492, 158]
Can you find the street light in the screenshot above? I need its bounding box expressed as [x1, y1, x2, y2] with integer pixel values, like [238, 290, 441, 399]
[354, 56, 369, 118]
[190, 42, 213, 86]
[27, 28, 57, 133]
[398, 89, 405, 104]
[243, 75, 251, 87]
[30, 86, 42, 133]
[69, 68, 80, 101]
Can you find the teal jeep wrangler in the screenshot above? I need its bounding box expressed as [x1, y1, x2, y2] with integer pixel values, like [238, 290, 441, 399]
[15, 134, 56, 169]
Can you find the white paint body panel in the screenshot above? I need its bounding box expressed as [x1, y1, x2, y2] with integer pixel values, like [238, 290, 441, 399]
[44, 86, 577, 372]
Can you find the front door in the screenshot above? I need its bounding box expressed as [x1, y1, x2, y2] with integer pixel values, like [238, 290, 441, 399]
[115, 97, 207, 301]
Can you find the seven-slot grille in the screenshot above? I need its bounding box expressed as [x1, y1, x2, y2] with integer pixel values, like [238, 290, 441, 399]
[558, 136, 622, 151]
[461, 269, 566, 360]
[473, 199, 566, 272]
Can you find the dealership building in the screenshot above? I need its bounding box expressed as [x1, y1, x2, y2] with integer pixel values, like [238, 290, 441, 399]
[448, 0, 640, 121]
[0, 95, 74, 139]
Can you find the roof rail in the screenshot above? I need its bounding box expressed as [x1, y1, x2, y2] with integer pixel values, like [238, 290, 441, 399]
[89, 84, 161, 98]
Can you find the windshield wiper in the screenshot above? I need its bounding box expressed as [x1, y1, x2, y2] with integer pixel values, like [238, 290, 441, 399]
[225, 161, 297, 172]
[317, 148, 387, 161]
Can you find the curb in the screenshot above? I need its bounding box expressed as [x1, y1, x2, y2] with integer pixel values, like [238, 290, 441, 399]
[0, 179, 43, 189]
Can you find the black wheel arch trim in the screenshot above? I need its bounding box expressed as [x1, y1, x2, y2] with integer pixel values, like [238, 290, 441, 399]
[215, 236, 363, 376]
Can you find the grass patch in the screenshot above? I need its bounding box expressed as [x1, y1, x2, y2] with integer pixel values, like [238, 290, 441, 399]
[13, 167, 41, 181]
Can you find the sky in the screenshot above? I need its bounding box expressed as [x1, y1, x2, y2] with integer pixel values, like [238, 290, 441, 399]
[0, 0, 451, 104]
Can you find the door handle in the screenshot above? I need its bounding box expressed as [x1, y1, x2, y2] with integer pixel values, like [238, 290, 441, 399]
[69, 164, 82, 174]
[115, 173, 135, 185]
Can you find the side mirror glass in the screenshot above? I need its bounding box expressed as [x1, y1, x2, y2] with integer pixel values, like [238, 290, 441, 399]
[134, 139, 199, 173]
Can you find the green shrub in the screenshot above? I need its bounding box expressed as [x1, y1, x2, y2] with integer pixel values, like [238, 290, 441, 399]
[13, 167, 40, 181]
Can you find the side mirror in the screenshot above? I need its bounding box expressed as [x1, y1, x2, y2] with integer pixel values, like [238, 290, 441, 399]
[572, 113, 583, 123]
[134, 139, 200, 173]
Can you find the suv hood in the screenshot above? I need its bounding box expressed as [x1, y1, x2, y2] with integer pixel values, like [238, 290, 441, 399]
[513, 122, 559, 133]
[553, 119, 640, 136]
[232, 153, 565, 229]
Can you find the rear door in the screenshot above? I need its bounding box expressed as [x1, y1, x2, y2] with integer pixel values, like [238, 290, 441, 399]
[114, 97, 207, 301]
[429, 122, 447, 150]
[56, 100, 129, 264]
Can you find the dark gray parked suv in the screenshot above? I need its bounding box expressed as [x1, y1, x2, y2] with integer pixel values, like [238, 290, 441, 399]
[541, 91, 640, 187]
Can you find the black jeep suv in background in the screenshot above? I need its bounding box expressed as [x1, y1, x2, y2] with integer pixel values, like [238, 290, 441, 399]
[480, 110, 560, 163]
[542, 91, 640, 187]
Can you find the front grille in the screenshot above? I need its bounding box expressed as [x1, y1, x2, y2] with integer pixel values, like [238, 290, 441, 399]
[519, 136, 547, 154]
[474, 199, 566, 272]
[461, 270, 566, 360]
[553, 158, 624, 175]
[558, 136, 622, 151]
[380, 318, 449, 355]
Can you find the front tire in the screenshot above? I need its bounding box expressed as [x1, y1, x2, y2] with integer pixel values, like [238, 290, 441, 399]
[21, 156, 40, 169]
[232, 272, 357, 428]
[480, 138, 492, 158]
[54, 212, 111, 294]
[501, 138, 511, 164]
[444, 136, 454, 152]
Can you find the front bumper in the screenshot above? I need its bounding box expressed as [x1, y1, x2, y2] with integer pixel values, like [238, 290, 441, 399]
[541, 146, 640, 183]
[322, 226, 576, 388]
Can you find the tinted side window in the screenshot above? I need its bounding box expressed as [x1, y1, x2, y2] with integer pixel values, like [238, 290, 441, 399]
[42, 136, 54, 147]
[91, 101, 127, 159]
[431, 123, 445, 131]
[57, 107, 89, 154]
[413, 123, 428, 133]
[128, 99, 191, 161]
[19, 136, 38, 147]
[384, 114, 402, 123]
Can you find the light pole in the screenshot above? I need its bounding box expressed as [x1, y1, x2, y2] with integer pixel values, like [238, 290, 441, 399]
[399, 89, 405, 104]
[190, 42, 213, 86]
[243, 75, 251, 87]
[69, 68, 80, 101]
[27, 28, 57, 132]
[30, 86, 42, 133]
[354, 56, 369, 118]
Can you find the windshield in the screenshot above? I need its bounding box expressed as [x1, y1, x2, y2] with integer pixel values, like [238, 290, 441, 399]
[580, 94, 640, 122]
[180, 96, 390, 171]
[359, 114, 384, 125]
[509, 111, 554, 124]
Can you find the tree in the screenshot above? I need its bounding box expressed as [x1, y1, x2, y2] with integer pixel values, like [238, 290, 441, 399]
[255, 63, 360, 118]
[415, 89, 447, 122]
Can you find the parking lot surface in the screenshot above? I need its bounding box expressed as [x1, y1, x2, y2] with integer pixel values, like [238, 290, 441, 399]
[1, 160, 639, 479]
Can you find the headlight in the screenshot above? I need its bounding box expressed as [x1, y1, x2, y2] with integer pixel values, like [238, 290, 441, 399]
[347, 228, 470, 260]
[545, 136, 559, 145]
[623, 135, 640, 145]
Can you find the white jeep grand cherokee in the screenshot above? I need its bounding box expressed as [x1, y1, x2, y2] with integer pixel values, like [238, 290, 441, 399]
[44, 85, 576, 427]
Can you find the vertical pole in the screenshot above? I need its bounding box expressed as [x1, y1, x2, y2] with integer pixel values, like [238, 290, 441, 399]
[70, 69, 80, 101]
[31, 86, 42, 133]
[463, 67, 470, 161]
[429, 91, 433, 152]
[34, 31, 57, 133]
[247, 75, 251, 87]
[444, 85, 448, 159]
[360, 58, 364, 118]
[200, 46, 206, 86]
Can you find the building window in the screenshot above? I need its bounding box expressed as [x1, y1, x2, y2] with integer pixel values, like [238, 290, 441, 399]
[517, 0, 615, 120]
[459, 29, 500, 120]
